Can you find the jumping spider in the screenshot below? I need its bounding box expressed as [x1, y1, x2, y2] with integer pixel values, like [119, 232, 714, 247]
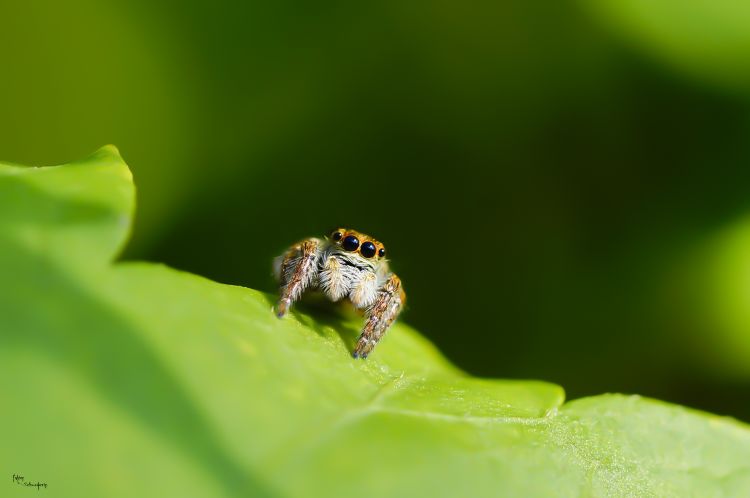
[273, 228, 405, 358]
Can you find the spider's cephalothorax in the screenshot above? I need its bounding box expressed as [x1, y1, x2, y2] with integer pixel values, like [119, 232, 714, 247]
[273, 228, 405, 358]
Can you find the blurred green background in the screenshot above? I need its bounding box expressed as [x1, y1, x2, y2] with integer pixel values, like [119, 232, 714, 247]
[3, 0, 750, 420]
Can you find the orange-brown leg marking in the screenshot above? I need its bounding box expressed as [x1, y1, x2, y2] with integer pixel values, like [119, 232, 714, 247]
[276, 239, 320, 317]
[353, 275, 403, 358]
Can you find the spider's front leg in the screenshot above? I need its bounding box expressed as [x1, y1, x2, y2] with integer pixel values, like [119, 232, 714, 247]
[353, 274, 405, 359]
[275, 238, 322, 318]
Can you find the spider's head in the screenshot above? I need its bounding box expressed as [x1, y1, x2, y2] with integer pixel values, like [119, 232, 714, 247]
[328, 228, 387, 261]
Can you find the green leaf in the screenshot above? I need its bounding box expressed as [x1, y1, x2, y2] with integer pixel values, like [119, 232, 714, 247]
[582, 0, 750, 94]
[2, 147, 750, 497]
[688, 215, 750, 378]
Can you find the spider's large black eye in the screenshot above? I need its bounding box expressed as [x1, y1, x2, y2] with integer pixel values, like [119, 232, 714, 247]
[342, 235, 360, 251]
[378, 248, 386, 258]
[360, 241, 376, 258]
[331, 231, 343, 241]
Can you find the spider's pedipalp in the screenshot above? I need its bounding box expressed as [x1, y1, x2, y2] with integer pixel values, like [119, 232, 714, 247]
[349, 270, 378, 309]
[353, 274, 404, 358]
[275, 238, 322, 317]
[318, 253, 351, 301]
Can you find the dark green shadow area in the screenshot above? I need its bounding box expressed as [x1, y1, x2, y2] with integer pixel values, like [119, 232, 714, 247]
[293, 299, 363, 353]
[259, 290, 363, 353]
[0, 177, 276, 497]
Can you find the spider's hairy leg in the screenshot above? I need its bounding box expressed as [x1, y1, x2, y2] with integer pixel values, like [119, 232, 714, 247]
[276, 238, 322, 318]
[353, 274, 405, 359]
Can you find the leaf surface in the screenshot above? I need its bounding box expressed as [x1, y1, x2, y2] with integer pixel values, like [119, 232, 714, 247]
[1, 147, 749, 497]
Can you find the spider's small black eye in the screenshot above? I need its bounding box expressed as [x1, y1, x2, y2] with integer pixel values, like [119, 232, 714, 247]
[342, 235, 360, 251]
[331, 231, 343, 241]
[360, 241, 376, 258]
[378, 248, 386, 258]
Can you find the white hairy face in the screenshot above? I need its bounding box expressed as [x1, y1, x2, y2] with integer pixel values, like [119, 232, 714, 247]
[318, 230, 390, 308]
